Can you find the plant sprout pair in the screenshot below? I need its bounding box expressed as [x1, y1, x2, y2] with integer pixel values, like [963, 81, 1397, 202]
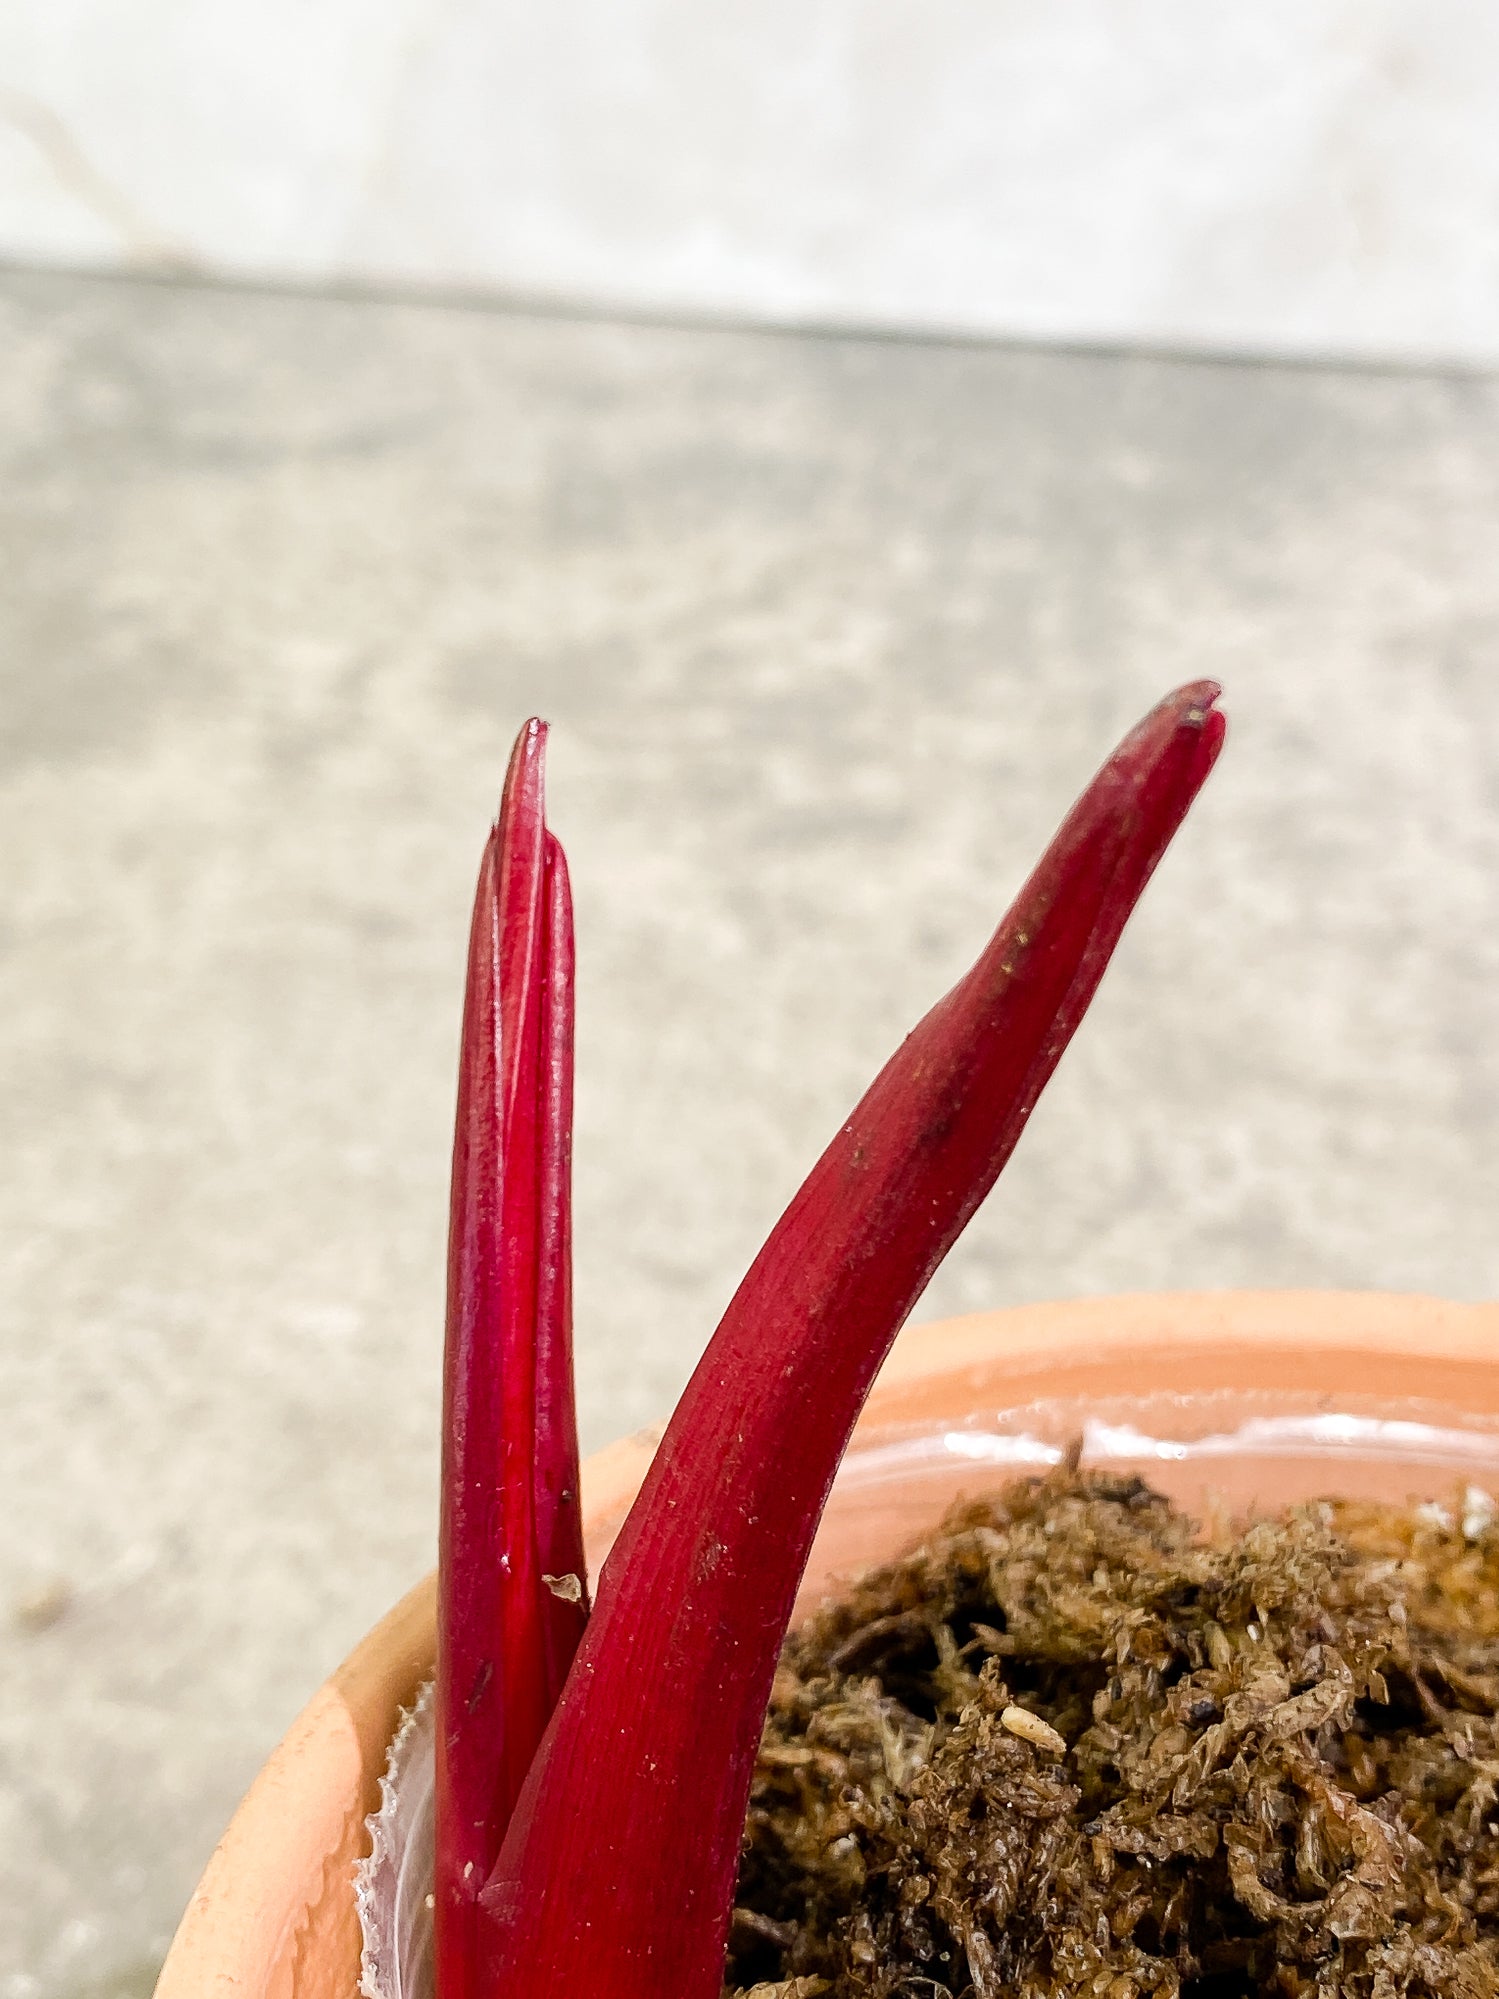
[434, 686, 1226, 1999]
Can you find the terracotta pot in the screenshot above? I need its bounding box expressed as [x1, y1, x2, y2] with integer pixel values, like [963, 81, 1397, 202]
[154, 1290, 1499, 1999]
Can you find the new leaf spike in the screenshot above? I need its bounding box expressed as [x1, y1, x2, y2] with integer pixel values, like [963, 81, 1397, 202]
[435, 721, 586, 1999]
[479, 683, 1225, 1999]
[533, 833, 588, 1691]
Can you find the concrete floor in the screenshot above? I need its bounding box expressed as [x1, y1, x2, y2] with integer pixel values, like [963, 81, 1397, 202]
[1, 266, 1497, 1997]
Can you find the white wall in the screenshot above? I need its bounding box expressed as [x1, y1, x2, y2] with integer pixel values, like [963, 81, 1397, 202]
[3, 1, 1497, 365]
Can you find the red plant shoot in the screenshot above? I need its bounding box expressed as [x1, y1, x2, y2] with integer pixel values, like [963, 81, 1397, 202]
[533, 833, 587, 1689]
[434, 721, 587, 1999]
[477, 683, 1225, 1999]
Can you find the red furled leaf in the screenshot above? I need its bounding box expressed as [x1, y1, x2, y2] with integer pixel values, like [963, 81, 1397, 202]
[435, 722, 586, 1999]
[534, 834, 588, 1686]
[479, 683, 1225, 1999]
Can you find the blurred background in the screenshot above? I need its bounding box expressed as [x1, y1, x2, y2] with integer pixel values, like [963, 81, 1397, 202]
[2, 6, 1497, 1997]
[4, 2, 1499, 360]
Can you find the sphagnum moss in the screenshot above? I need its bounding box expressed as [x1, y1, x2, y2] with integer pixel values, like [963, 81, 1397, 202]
[727, 1466, 1499, 1999]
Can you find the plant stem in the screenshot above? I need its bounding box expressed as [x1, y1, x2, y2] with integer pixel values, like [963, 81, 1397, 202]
[479, 682, 1225, 1999]
[435, 722, 585, 1999]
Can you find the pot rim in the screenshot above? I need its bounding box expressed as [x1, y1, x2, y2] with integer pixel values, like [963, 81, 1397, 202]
[153, 1287, 1499, 1997]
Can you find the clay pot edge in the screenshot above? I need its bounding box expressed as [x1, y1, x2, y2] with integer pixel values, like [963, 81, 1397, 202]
[153, 1289, 1499, 1998]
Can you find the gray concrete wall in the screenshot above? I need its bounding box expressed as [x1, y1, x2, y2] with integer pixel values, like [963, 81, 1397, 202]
[4, 6, 1499, 364]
